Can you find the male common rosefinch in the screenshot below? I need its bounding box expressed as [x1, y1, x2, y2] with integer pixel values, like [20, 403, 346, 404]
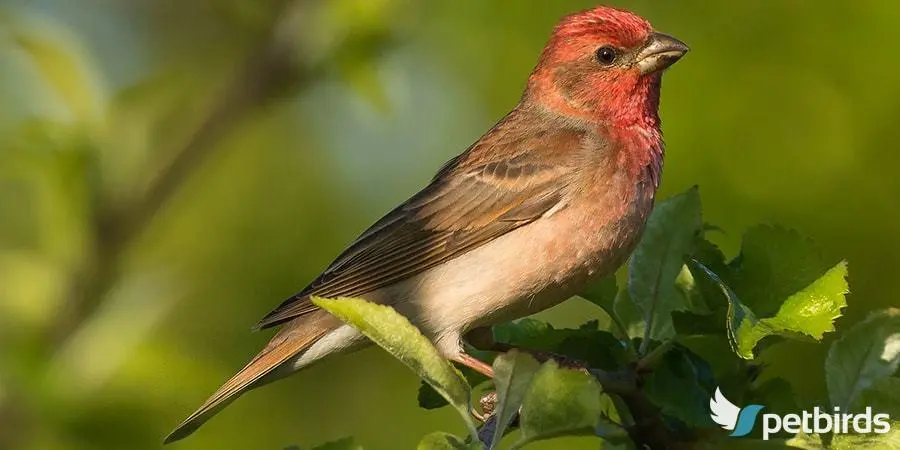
[166, 5, 687, 443]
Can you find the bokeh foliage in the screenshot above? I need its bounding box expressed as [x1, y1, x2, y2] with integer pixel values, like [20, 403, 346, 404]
[1, 1, 900, 449]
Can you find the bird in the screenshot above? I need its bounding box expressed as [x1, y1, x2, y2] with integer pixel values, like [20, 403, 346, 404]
[165, 5, 688, 443]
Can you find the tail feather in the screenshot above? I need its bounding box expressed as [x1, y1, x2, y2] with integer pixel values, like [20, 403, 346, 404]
[164, 312, 341, 444]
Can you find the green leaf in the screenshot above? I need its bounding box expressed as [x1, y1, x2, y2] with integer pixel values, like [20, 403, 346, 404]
[492, 319, 627, 371]
[692, 235, 728, 272]
[419, 365, 490, 410]
[593, 413, 630, 444]
[489, 350, 541, 448]
[418, 381, 451, 410]
[312, 297, 478, 440]
[728, 226, 838, 317]
[417, 432, 483, 450]
[826, 308, 900, 410]
[5, 13, 107, 126]
[513, 361, 603, 448]
[613, 289, 646, 339]
[830, 423, 900, 449]
[643, 346, 715, 427]
[627, 186, 703, 342]
[676, 263, 712, 314]
[696, 436, 810, 449]
[580, 276, 618, 311]
[671, 309, 726, 336]
[580, 277, 636, 350]
[311, 437, 363, 450]
[336, 57, 391, 114]
[757, 261, 849, 340]
[784, 433, 826, 449]
[855, 377, 900, 418]
[492, 319, 564, 350]
[747, 378, 799, 417]
[778, 429, 900, 450]
[675, 335, 748, 393]
[686, 260, 760, 359]
[670, 237, 732, 336]
[687, 259, 848, 359]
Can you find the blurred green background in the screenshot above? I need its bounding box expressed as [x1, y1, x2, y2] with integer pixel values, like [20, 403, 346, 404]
[1, 0, 898, 449]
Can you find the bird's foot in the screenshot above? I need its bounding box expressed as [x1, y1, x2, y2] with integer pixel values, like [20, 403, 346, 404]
[479, 391, 498, 418]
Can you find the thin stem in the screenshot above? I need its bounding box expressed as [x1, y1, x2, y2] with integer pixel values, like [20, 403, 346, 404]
[636, 339, 674, 372]
[594, 298, 638, 359]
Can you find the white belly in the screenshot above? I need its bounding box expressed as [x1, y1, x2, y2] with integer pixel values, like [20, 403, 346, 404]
[286, 179, 653, 371]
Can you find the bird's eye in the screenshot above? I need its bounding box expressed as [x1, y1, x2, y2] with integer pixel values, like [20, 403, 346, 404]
[595, 46, 618, 66]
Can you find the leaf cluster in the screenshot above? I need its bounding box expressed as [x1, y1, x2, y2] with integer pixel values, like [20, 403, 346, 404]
[303, 188, 898, 449]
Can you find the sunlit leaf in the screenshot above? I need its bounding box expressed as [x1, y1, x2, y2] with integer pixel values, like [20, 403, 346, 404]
[830, 424, 900, 449]
[727, 226, 838, 317]
[513, 361, 603, 448]
[313, 297, 478, 440]
[784, 433, 826, 449]
[419, 364, 490, 411]
[757, 261, 848, 340]
[687, 259, 848, 359]
[488, 350, 540, 448]
[826, 308, 900, 410]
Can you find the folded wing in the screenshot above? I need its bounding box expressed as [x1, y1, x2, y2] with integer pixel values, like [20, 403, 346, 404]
[255, 126, 588, 329]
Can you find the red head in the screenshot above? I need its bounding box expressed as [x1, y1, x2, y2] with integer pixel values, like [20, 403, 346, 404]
[525, 7, 688, 132]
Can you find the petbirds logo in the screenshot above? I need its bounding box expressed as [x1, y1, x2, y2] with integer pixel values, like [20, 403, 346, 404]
[710, 388, 766, 437]
[709, 387, 892, 440]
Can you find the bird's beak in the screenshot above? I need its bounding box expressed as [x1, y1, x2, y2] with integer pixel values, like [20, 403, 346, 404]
[636, 32, 689, 75]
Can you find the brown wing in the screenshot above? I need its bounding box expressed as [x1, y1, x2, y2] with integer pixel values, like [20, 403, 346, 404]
[255, 125, 587, 330]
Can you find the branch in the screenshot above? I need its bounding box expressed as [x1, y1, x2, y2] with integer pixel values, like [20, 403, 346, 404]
[591, 368, 674, 449]
[48, 0, 314, 348]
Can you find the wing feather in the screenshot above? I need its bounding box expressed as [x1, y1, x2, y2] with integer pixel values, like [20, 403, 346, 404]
[255, 126, 587, 329]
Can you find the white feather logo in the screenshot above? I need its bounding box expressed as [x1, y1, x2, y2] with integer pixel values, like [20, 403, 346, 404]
[710, 387, 741, 430]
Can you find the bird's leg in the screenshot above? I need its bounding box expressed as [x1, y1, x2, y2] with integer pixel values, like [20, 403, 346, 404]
[450, 351, 496, 423]
[452, 329, 500, 422]
[452, 352, 495, 379]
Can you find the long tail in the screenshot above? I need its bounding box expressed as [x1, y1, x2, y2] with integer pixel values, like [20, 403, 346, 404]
[164, 311, 341, 444]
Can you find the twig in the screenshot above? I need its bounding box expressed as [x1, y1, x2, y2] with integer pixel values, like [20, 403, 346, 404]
[636, 339, 674, 372]
[590, 368, 674, 449]
[593, 297, 639, 358]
